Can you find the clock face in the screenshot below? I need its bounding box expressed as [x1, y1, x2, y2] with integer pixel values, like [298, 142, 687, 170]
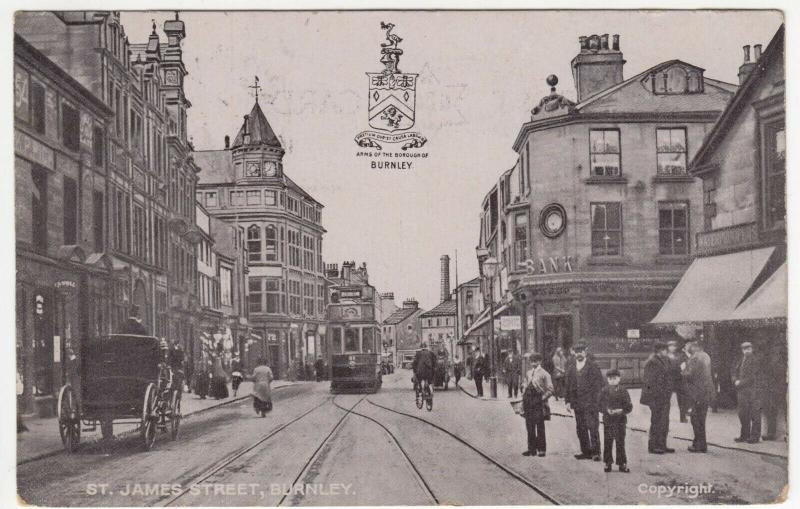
[539, 203, 567, 238]
[263, 161, 277, 177]
[165, 70, 179, 86]
[245, 161, 260, 177]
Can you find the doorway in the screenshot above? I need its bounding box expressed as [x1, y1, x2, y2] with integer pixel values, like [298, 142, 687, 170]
[541, 315, 573, 374]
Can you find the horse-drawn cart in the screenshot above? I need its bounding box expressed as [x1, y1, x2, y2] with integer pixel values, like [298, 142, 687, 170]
[57, 334, 181, 452]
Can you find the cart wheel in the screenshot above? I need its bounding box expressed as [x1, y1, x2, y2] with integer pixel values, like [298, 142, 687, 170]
[57, 385, 80, 453]
[141, 383, 157, 451]
[169, 391, 181, 441]
[100, 419, 114, 441]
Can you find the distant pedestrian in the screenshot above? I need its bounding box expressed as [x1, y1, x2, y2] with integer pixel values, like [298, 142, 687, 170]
[521, 353, 553, 457]
[565, 342, 605, 461]
[251, 357, 274, 416]
[641, 342, 674, 454]
[210, 355, 229, 399]
[231, 356, 244, 397]
[454, 360, 463, 385]
[551, 347, 567, 400]
[733, 342, 762, 443]
[120, 306, 148, 335]
[195, 360, 211, 399]
[682, 341, 715, 452]
[472, 349, 487, 397]
[504, 350, 522, 398]
[598, 369, 632, 473]
[315, 355, 325, 382]
[667, 340, 689, 423]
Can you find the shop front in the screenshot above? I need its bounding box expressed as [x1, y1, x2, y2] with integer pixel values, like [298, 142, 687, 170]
[510, 271, 680, 386]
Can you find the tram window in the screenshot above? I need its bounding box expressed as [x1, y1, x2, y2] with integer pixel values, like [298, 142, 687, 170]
[345, 328, 359, 352]
[362, 329, 375, 353]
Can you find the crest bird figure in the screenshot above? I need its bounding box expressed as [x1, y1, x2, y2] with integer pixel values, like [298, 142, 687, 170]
[380, 22, 403, 49]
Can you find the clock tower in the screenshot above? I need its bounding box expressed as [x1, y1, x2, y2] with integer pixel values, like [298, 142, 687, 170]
[231, 100, 284, 183]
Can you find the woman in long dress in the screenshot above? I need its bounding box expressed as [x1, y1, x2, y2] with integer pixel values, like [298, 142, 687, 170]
[252, 358, 274, 416]
[210, 355, 229, 399]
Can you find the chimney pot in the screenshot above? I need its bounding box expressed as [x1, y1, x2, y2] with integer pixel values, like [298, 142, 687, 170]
[754, 44, 763, 60]
[612, 34, 620, 51]
[579, 36, 588, 51]
[600, 34, 609, 50]
[743, 45, 751, 63]
[224, 135, 230, 149]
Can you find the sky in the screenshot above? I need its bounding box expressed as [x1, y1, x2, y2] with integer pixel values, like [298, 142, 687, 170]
[122, 10, 782, 310]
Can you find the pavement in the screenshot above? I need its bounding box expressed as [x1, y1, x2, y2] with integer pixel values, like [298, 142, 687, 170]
[16, 380, 299, 464]
[457, 378, 788, 458]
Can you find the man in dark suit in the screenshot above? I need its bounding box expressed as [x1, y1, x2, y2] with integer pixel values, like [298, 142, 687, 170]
[503, 350, 523, 398]
[733, 342, 762, 443]
[682, 341, 715, 452]
[472, 348, 487, 397]
[640, 342, 674, 454]
[565, 342, 605, 461]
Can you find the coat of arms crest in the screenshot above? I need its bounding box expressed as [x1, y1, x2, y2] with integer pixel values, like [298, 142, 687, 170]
[355, 23, 427, 151]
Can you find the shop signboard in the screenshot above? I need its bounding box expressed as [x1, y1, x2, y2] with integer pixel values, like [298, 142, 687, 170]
[500, 315, 521, 330]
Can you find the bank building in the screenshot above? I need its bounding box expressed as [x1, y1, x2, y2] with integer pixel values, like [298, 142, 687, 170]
[194, 97, 327, 379]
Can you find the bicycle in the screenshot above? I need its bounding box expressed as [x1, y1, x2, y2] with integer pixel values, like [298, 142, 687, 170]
[414, 377, 433, 411]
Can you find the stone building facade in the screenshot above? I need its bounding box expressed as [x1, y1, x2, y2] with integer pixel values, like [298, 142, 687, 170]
[474, 33, 738, 383]
[195, 100, 327, 379]
[15, 11, 200, 412]
[382, 299, 424, 367]
[653, 26, 785, 407]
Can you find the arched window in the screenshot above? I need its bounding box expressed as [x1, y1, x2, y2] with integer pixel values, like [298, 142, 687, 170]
[265, 225, 277, 261]
[247, 224, 261, 262]
[466, 290, 474, 305]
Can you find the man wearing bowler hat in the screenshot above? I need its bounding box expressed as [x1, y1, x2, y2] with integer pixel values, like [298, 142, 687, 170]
[565, 341, 605, 461]
[733, 341, 762, 443]
[641, 341, 675, 454]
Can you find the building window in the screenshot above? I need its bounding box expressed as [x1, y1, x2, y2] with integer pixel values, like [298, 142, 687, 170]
[93, 126, 105, 167]
[230, 190, 244, 206]
[702, 175, 718, 231]
[93, 191, 104, 252]
[288, 230, 301, 268]
[246, 190, 261, 205]
[248, 278, 262, 313]
[658, 202, 689, 255]
[590, 202, 622, 256]
[247, 225, 261, 262]
[31, 166, 48, 253]
[764, 123, 786, 227]
[264, 190, 276, 206]
[62, 102, 80, 151]
[656, 128, 687, 175]
[31, 81, 46, 134]
[466, 290, 473, 306]
[205, 192, 218, 207]
[513, 212, 529, 269]
[265, 279, 281, 313]
[132, 204, 145, 260]
[220, 266, 232, 306]
[289, 279, 301, 315]
[62, 176, 78, 245]
[589, 129, 621, 177]
[265, 225, 277, 261]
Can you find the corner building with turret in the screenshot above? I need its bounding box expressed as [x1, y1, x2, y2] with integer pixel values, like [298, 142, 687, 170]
[195, 100, 327, 378]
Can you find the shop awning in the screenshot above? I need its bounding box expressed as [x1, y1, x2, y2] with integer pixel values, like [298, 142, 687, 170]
[651, 246, 775, 324]
[463, 303, 510, 338]
[729, 262, 787, 321]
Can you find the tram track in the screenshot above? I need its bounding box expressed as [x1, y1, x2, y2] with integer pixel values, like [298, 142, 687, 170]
[160, 396, 332, 507]
[365, 397, 562, 505]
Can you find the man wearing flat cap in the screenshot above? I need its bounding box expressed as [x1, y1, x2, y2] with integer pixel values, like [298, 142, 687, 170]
[733, 341, 762, 443]
[640, 341, 674, 454]
[564, 341, 606, 461]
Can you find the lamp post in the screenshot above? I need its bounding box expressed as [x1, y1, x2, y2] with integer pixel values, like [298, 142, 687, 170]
[482, 256, 499, 399]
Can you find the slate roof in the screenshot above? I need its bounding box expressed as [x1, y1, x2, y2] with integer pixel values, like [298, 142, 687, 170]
[194, 150, 235, 184]
[420, 300, 457, 318]
[383, 307, 420, 325]
[232, 101, 282, 149]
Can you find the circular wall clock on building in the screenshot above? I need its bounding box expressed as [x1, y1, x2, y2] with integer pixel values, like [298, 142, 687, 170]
[539, 203, 567, 238]
[263, 161, 277, 177]
[245, 161, 261, 177]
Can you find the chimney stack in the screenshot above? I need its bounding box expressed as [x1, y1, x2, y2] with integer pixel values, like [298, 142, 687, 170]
[754, 44, 763, 60]
[403, 298, 419, 310]
[440, 255, 451, 303]
[738, 44, 758, 85]
[571, 33, 626, 102]
[224, 135, 230, 149]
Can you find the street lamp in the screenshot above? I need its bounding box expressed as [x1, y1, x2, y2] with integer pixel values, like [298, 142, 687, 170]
[483, 256, 499, 399]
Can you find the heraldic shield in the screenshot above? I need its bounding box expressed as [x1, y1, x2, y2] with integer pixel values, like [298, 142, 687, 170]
[367, 72, 417, 132]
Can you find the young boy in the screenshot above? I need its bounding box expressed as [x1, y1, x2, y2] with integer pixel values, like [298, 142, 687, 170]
[598, 369, 632, 472]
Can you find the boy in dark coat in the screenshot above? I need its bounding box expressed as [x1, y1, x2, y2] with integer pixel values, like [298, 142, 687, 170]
[598, 369, 632, 472]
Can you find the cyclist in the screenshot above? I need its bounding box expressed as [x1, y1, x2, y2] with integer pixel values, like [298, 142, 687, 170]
[412, 342, 437, 395]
